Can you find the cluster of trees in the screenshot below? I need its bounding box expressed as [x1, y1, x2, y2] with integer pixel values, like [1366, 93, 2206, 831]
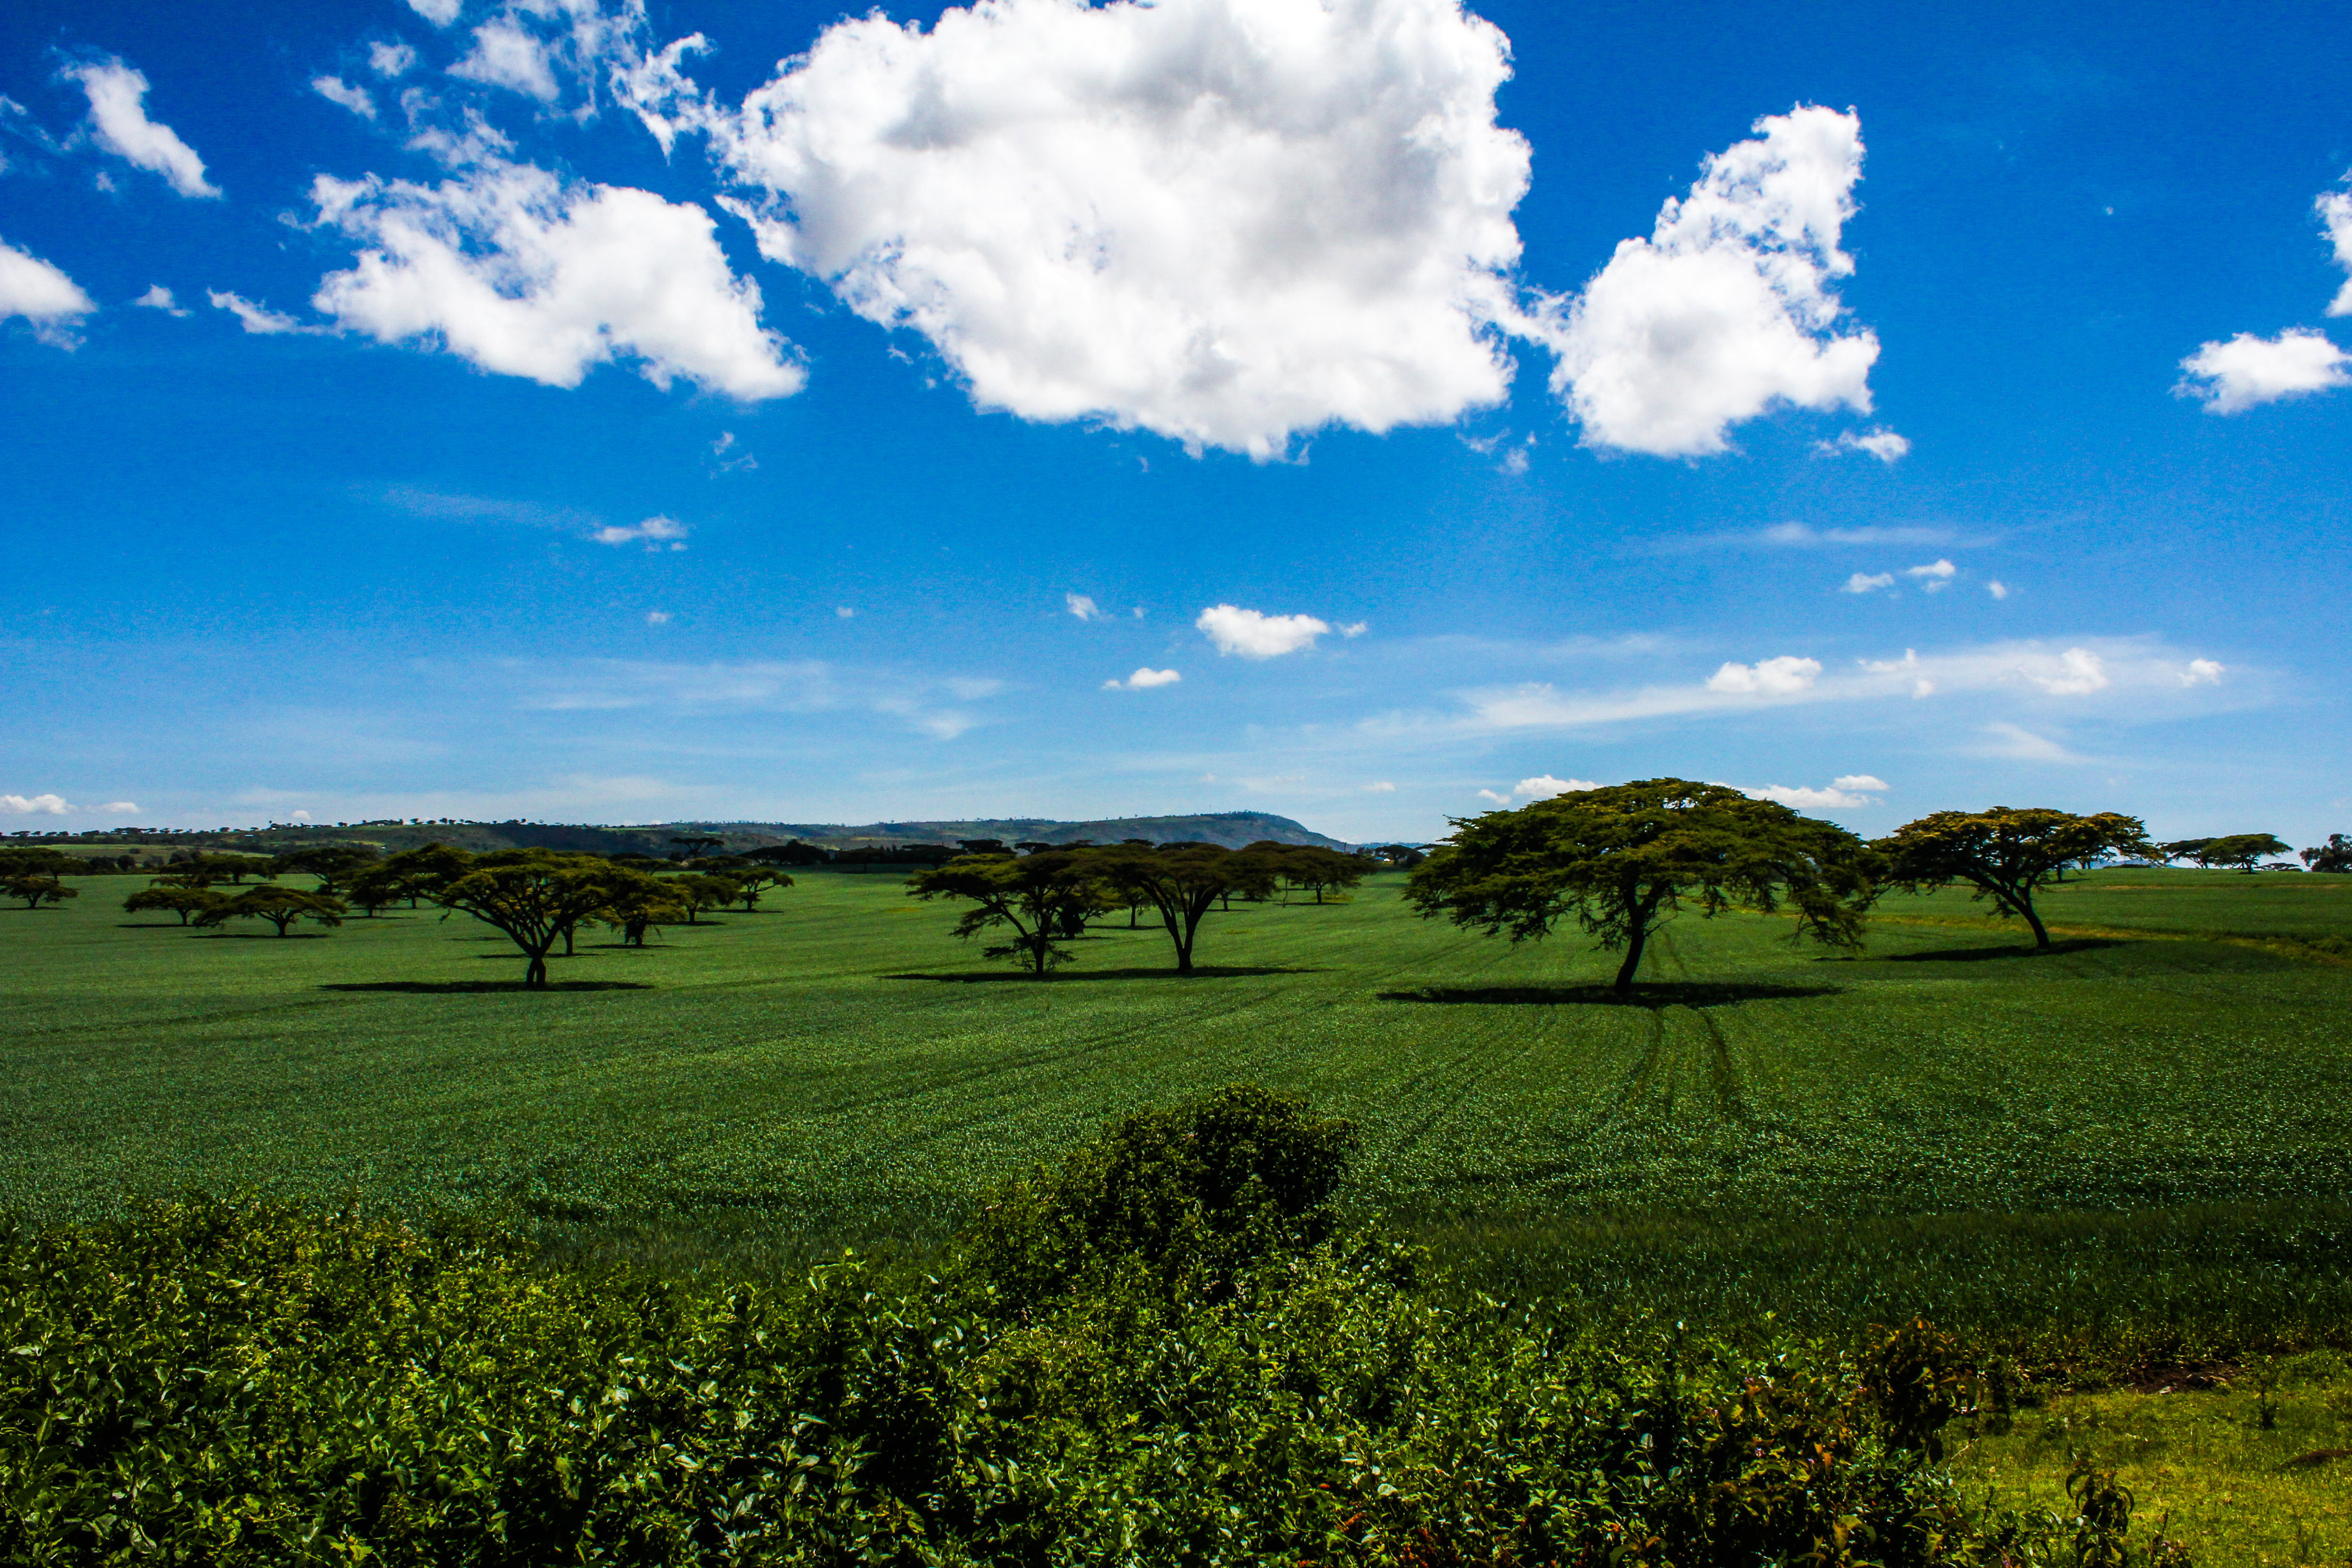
[2145, 833, 2296, 871]
[908, 841, 1371, 977]
[1406, 783, 2170, 992]
[0, 847, 83, 910]
[110, 841, 797, 984]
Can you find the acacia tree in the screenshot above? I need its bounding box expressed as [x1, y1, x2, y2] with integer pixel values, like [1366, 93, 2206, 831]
[195, 887, 345, 937]
[599, 880, 685, 947]
[1086, 844, 1267, 975]
[123, 887, 231, 925]
[1284, 846, 1371, 905]
[2197, 833, 2291, 872]
[666, 873, 742, 925]
[2304, 835, 2352, 874]
[1873, 807, 2151, 951]
[436, 851, 666, 987]
[1407, 778, 1877, 994]
[907, 850, 1105, 977]
[3, 875, 78, 911]
[348, 843, 474, 912]
[272, 845, 380, 896]
[727, 868, 794, 912]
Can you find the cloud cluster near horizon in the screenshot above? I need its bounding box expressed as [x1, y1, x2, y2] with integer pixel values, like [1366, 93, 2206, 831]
[1418, 638, 2232, 739]
[3, 792, 139, 815]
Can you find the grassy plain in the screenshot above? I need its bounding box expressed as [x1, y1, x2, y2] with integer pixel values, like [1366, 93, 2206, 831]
[5, 867, 2347, 1257]
[9, 864, 2352, 1557]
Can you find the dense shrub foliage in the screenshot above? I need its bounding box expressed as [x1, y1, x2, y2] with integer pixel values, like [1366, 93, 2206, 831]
[3, 1088, 2187, 1564]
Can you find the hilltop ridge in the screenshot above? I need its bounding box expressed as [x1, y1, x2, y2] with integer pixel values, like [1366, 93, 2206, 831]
[20, 810, 1355, 857]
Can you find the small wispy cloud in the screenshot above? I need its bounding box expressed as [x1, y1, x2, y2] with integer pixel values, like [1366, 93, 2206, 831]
[1706, 656, 1822, 696]
[312, 75, 376, 119]
[1197, 605, 1334, 658]
[1477, 774, 1599, 804]
[1905, 558, 1957, 593]
[132, 284, 187, 316]
[209, 290, 322, 335]
[1842, 571, 1895, 594]
[1065, 593, 1102, 621]
[592, 514, 689, 551]
[1103, 667, 1181, 690]
[1742, 774, 1886, 810]
[1817, 427, 1910, 463]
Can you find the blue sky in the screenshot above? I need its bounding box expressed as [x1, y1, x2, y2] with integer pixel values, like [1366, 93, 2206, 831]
[2, 0, 2347, 845]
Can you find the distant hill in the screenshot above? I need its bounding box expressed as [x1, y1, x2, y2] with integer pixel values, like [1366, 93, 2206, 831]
[31, 810, 1352, 858]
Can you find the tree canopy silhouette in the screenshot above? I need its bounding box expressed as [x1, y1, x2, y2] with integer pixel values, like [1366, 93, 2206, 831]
[1873, 807, 2151, 950]
[1407, 778, 1877, 993]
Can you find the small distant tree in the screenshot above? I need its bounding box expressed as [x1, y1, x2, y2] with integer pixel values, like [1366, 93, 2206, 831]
[1409, 779, 1876, 994]
[2197, 833, 2292, 872]
[670, 834, 725, 860]
[746, 840, 830, 867]
[2304, 835, 2352, 874]
[436, 851, 664, 987]
[1873, 807, 2153, 951]
[1371, 844, 1427, 870]
[191, 854, 280, 886]
[599, 881, 685, 947]
[272, 845, 380, 896]
[1283, 846, 1370, 905]
[908, 851, 1105, 977]
[348, 843, 474, 912]
[957, 839, 1014, 857]
[1085, 844, 1259, 975]
[2154, 838, 2213, 867]
[123, 887, 230, 925]
[728, 868, 794, 912]
[4, 875, 78, 911]
[195, 887, 345, 937]
[663, 874, 741, 924]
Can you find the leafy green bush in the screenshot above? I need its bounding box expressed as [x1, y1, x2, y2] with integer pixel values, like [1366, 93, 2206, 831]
[0, 1088, 2194, 1565]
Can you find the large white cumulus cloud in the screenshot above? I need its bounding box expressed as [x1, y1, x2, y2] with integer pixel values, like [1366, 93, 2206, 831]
[309, 161, 803, 399]
[1547, 106, 1880, 457]
[711, 0, 1534, 457]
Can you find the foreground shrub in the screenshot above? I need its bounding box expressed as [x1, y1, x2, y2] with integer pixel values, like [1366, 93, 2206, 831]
[0, 1088, 2190, 1565]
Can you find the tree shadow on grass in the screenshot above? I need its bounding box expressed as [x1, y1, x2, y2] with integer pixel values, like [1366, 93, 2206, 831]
[883, 965, 1323, 984]
[193, 931, 335, 940]
[1878, 937, 2124, 963]
[322, 980, 657, 994]
[1379, 982, 1841, 1008]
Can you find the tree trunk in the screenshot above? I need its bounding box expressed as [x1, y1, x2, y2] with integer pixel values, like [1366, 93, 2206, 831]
[2023, 904, 2052, 950]
[562, 922, 575, 956]
[524, 950, 549, 988]
[1613, 919, 1649, 994]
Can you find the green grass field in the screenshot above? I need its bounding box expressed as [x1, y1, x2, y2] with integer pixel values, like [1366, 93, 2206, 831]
[8, 866, 2350, 1242]
[10, 864, 2352, 1559]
